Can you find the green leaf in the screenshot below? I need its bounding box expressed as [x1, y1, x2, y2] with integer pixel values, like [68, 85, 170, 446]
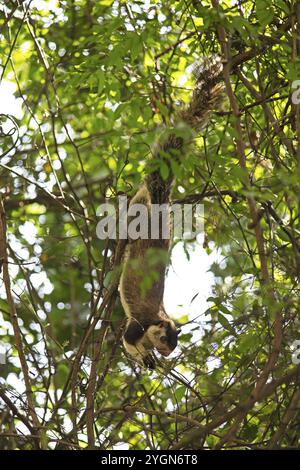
[218, 312, 234, 334]
[160, 160, 169, 180]
[97, 70, 105, 95]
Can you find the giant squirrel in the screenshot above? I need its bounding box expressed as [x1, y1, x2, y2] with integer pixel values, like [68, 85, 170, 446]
[119, 56, 224, 369]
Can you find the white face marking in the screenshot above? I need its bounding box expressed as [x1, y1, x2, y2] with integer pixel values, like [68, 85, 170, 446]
[123, 320, 178, 367]
[146, 323, 174, 357]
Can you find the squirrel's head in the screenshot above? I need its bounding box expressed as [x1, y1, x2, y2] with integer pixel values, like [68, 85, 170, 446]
[146, 319, 180, 357]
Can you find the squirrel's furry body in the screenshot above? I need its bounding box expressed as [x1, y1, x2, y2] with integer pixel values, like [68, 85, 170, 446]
[119, 56, 224, 369]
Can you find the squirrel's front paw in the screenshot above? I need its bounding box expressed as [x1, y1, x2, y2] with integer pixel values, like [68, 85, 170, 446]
[143, 354, 155, 370]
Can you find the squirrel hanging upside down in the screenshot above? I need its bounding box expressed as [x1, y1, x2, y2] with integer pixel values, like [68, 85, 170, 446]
[119, 56, 224, 369]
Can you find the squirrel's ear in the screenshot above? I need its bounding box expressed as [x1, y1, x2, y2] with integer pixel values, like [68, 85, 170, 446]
[123, 321, 145, 346]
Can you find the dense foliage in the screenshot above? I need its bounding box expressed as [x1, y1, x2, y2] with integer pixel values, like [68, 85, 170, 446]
[0, 0, 300, 450]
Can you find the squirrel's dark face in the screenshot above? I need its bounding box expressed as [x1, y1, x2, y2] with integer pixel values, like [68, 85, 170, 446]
[146, 320, 180, 357]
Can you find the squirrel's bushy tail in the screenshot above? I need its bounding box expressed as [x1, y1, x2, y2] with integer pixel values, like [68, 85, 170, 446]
[180, 55, 224, 131]
[146, 56, 224, 204]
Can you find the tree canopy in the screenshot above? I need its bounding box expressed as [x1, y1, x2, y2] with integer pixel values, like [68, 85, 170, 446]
[0, 0, 300, 450]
